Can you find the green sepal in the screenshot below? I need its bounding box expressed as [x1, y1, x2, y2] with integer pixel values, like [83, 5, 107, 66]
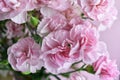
[30, 16, 39, 27]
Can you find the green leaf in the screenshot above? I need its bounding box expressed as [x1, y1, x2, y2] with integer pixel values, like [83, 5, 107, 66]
[61, 73, 69, 78]
[22, 71, 31, 75]
[30, 16, 39, 27]
[0, 60, 8, 65]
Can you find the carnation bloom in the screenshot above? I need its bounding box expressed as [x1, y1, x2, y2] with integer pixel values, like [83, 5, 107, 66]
[40, 21, 103, 74]
[96, 7, 117, 31]
[41, 30, 77, 74]
[77, 0, 114, 20]
[40, 0, 71, 11]
[5, 21, 24, 39]
[37, 6, 84, 37]
[70, 22, 106, 64]
[37, 7, 67, 37]
[0, 0, 36, 24]
[77, 0, 117, 31]
[93, 56, 120, 80]
[8, 37, 43, 73]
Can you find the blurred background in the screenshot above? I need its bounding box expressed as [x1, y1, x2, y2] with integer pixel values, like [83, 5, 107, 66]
[100, 0, 120, 70]
[100, 0, 120, 79]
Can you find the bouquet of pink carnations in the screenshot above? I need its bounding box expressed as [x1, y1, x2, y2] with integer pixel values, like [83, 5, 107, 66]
[0, 0, 119, 80]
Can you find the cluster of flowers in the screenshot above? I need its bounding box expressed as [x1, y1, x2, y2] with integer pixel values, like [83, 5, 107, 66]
[0, 0, 119, 80]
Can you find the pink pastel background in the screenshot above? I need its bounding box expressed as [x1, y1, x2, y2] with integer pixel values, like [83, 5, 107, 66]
[100, 0, 120, 79]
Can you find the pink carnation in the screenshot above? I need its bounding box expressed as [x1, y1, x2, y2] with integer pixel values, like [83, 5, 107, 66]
[8, 37, 43, 73]
[93, 56, 120, 80]
[77, 0, 114, 20]
[40, 0, 71, 11]
[41, 30, 78, 74]
[0, 0, 36, 24]
[5, 21, 24, 39]
[77, 0, 117, 30]
[97, 7, 118, 31]
[70, 22, 105, 64]
[40, 21, 102, 74]
[37, 7, 68, 37]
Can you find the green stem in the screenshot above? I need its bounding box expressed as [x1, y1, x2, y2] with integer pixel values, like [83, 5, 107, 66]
[46, 73, 61, 80]
[71, 60, 82, 67]
[25, 22, 34, 36]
